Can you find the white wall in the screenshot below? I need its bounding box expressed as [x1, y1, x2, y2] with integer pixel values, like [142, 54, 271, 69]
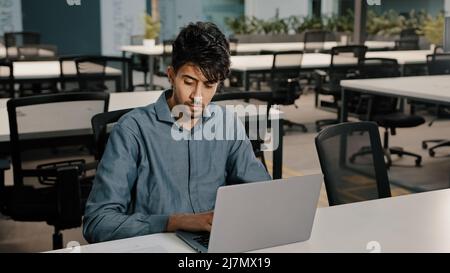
[0, 0, 23, 36]
[244, 0, 309, 19]
[100, 0, 146, 55]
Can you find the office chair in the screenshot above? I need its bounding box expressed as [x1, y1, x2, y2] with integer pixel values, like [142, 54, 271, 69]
[266, 51, 307, 132]
[315, 121, 391, 206]
[91, 108, 133, 160]
[74, 56, 133, 92]
[421, 53, 450, 156]
[395, 28, 420, 50]
[130, 35, 150, 90]
[303, 30, 334, 53]
[4, 32, 41, 60]
[314, 45, 368, 131]
[1, 92, 109, 249]
[356, 58, 425, 167]
[0, 60, 14, 98]
[228, 37, 238, 56]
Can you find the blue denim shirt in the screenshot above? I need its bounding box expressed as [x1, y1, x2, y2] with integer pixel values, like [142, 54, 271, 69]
[83, 90, 271, 243]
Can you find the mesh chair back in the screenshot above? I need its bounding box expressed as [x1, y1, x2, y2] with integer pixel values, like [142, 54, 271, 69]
[4, 32, 41, 59]
[315, 122, 391, 206]
[270, 51, 303, 103]
[304, 30, 333, 53]
[7, 92, 109, 186]
[395, 28, 419, 50]
[228, 37, 238, 55]
[427, 53, 450, 75]
[91, 108, 133, 160]
[357, 58, 400, 118]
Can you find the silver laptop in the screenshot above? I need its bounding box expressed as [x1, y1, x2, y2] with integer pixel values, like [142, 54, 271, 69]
[176, 174, 322, 253]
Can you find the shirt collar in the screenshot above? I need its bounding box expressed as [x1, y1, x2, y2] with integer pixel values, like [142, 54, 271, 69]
[155, 89, 216, 123]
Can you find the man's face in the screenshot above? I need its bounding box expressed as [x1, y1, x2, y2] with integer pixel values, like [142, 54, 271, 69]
[167, 63, 219, 119]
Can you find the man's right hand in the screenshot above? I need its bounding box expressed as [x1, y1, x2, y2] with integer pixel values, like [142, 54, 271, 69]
[166, 211, 214, 232]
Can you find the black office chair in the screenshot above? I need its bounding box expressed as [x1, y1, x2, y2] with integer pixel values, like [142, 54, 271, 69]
[130, 35, 150, 90]
[315, 121, 391, 206]
[421, 53, 450, 156]
[314, 45, 368, 131]
[395, 28, 420, 50]
[0, 60, 14, 98]
[74, 56, 133, 92]
[91, 108, 133, 160]
[228, 37, 238, 56]
[304, 30, 334, 53]
[265, 51, 307, 132]
[0, 92, 109, 249]
[4, 31, 41, 60]
[356, 58, 425, 167]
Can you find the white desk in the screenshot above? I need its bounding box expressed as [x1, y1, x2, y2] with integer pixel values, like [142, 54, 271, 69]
[0, 61, 121, 80]
[120, 41, 396, 56]
[231, 50, 432, 90]
[49, 189, 450, 253]
[340, 75, 450, 122]
[120, 41, 398, 89]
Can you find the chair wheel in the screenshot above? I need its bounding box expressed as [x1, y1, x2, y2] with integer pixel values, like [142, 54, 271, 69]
[429, 150, 435, 157]
[415, 158, 421, 166]
[422, 142, 428, 149]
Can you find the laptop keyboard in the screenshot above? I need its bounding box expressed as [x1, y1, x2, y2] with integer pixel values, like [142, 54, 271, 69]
[193, 233, 210, 248]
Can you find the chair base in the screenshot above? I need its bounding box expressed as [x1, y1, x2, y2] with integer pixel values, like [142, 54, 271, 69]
[384, 147, 422, 168]
[350, 146, 422, 168]
[423, 140, 450, 157]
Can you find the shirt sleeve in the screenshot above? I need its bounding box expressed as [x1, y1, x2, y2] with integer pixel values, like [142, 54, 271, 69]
[225, 114, 272, 184]
[82, 122, 169, 243]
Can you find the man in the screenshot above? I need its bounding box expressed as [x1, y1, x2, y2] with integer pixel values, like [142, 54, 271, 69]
[83, 22, 271, 243]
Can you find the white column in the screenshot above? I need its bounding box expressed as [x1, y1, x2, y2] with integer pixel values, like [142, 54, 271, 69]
[445, 0, 450, 51]
[0, 0, 23, 35]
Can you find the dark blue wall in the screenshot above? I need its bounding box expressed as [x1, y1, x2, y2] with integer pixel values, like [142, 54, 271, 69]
[21, 0, 101, 55]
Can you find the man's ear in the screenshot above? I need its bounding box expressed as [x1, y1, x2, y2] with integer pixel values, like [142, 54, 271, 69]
[167, 66, 175, 85]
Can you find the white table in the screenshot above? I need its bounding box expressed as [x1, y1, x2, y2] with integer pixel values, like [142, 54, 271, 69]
[340, 75, 450, 122]
[49, 189, 450, 253]
[0, 61, 121, 80]
[120, 41, 398, 89]
[0, 91, 285, 179]
[231, 50, 432, 90]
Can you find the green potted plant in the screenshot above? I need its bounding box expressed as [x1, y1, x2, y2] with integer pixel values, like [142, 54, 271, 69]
[144, 13, 161, 47]
[421, 12, 444, 48]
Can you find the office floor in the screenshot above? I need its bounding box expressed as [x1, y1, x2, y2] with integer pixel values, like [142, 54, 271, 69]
[0, 74, 448, 252]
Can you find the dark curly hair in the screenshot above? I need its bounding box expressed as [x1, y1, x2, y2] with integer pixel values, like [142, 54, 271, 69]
[171, 22, 230, 83]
